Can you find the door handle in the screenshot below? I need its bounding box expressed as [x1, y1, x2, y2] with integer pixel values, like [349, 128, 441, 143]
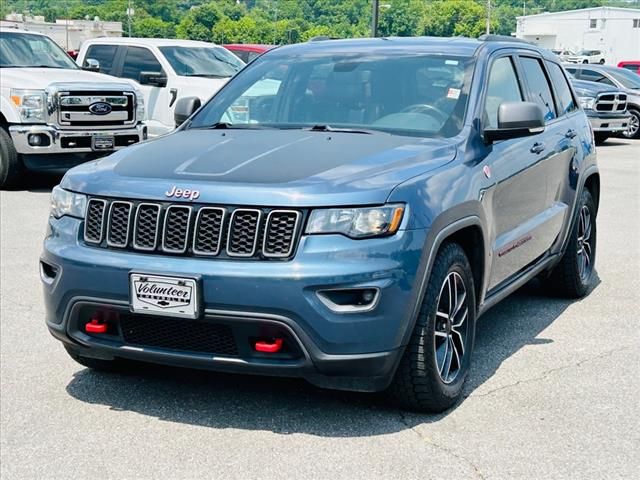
[530, 142, 546, 154]
[565, 129, 577, 139]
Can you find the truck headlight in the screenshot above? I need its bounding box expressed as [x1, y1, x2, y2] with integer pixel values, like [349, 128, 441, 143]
[134, 89, 145, 121]
[10, 89, 47, 123]
[306, 204, 405, 239]
[50, 186, 87, 219]
[579, 96, 596, 110]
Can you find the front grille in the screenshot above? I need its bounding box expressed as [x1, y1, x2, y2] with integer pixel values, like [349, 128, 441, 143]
[595, 92, 627, 112]
[120, 315, 238, 356]
[84, 198, 302, 260]
[57, 90, 135, 128]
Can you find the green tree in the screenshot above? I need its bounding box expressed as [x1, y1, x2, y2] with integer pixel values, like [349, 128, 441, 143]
[175, 2, 223, 41]
[133, 17, 175, 38]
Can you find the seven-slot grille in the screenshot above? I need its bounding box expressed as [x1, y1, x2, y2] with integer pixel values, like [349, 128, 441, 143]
[84, 198, 302, 260]
[595, 92, 627, 112]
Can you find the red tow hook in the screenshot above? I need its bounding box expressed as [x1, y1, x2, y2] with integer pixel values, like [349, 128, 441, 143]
[85, 318, 108, 334]
[254, 338, 283, 353]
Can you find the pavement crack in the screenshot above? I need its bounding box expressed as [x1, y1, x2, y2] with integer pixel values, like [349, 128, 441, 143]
[470, 347, 630, 399]
[397, 410, 486, 479]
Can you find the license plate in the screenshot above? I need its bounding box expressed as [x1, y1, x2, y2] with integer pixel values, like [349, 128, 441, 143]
[92, 135, 114, 151]
[130, 274, 199, 319]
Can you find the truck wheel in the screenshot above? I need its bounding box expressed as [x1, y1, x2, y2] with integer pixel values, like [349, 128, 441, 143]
[546, 189, 597, 298]
[622, 109, 640, 139]
[594, 133, 609, 145]
[386, 243, 476, 412]
[64, 346, 123, 373]
[0, 127, 22, 189]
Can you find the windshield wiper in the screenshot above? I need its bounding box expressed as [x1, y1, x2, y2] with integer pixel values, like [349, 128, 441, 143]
[192, 122, 274, 130]
[307, 124, 374, 134]
[183, 73, 232, 78]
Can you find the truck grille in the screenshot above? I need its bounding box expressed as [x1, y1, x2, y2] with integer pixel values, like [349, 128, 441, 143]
[58, 90, 136, 128]
[595, 92, 627, 112]
[84, 198, 303, 260]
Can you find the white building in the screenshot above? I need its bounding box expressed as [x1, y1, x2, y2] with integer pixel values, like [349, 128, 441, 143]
[516, 6, 640, 64]
[1, 14, 122, 51]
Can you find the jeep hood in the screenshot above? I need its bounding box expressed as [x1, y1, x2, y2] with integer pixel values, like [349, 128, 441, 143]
[62, 129, 456, 207]
[0, 68, 133, 90]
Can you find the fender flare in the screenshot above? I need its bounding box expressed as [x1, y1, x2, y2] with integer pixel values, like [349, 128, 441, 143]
[0, 96, 20, 124]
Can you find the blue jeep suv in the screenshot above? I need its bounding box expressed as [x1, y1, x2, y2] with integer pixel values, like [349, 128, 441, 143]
[42, 36, 599, 411]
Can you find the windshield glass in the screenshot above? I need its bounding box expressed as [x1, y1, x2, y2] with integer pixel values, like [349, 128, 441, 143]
[606, 67, 640, 89]
[0, 31, 78, 69]
[159, 46, 244, 78]
[188, 51, 474, 138]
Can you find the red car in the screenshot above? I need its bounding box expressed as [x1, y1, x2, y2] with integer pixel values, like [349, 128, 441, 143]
[223, 44, 275, 63]
[617, 61, 640, 74]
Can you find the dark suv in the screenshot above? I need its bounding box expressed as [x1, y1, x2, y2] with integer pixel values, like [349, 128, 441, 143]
[42, 36, 599, 412]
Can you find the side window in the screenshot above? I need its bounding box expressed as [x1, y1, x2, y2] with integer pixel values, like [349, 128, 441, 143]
[484, 56, 523, 129]
[121, 47, 163, 83]
[546, 62, 577, 116]
[84, 44, 117, 74]
[580, 69, 615, 86]
[519, 56, 557, 123]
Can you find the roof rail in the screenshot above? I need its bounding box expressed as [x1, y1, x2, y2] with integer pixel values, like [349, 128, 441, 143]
[478, 34, 532, 45]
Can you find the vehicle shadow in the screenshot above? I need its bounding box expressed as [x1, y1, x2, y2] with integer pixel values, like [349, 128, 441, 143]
[65, 277, 600, 436]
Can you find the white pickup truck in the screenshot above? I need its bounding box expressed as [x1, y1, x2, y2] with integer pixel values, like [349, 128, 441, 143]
[0, 28, 146, 188]
[76, 38, 245, 137]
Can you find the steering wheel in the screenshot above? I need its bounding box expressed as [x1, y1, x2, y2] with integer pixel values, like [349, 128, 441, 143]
[400, 104, 449, 124]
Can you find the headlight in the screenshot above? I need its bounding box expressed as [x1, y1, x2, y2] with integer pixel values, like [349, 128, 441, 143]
[134, 89, 145, 120]
[50, 186, 87, 219]
[579, 96, 596, 110]
[10, 89, 46, 122]
[306, 204, 405, 239]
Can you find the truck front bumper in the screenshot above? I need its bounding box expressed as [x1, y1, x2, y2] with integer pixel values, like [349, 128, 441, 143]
[586, 112, 631, 132]
[9, 123, 147, 155]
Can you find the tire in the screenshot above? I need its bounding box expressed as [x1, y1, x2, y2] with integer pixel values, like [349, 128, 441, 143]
[599, 58, 605, 64]
[65, 346, 122, 372]
[582, 59, 589, 64]
[386, 243, 476, 412]
[594, 133, 609, 145]
[0, 127, 23, 189]
[546, 189, 597, 298]
[622, 108, 640, 139]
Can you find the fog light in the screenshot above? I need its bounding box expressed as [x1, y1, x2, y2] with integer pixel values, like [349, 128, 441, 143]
[317, 287, 380, 313]
[27, 133, 50, 147]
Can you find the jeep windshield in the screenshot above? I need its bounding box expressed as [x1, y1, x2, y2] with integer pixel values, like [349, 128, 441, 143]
[0, 31, 78, 69]
[159, 46, 244, 78]
[188, 52, 474, 138]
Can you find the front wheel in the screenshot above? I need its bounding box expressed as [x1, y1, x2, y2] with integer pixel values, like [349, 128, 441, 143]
[546, 189, 597, 298]
[0, 127, 22, 189]
[386, 243, 476, 412]
[622, 109, 640, 139]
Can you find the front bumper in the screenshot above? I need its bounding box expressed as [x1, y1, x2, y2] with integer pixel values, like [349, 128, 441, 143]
[41, 216, 426, 392]
[9, 123, 146, 155]
[586, 112, 631, 132]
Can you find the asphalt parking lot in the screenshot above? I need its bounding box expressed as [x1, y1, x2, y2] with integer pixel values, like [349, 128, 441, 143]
[1, 139, 639, 479]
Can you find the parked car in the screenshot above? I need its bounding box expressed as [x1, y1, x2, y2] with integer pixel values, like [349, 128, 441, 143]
[43, 36, 599, 412]
[0, 28, 146, 189]
[617, 60, 640, 75]
[570, 78, 630, 144]
[551, 49, 576, 62]
[223, 44, 275, 63]
[564, 64, 640, 138]
[76, 38, 245, 137]
[565, 50, 606, 64]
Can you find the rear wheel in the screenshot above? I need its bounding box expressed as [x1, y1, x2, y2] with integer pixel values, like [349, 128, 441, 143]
[0, 127, 22, 189]
[545, 189, 597, 298]
[386, 243, 476, 412]
[622, 108, 640, 139]
[599, 58, 605, 64]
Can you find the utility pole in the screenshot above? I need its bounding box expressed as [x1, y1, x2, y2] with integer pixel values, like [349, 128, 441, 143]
[486, 0, 491, 35]
[371, 0, 379, 38]
[127, 0, 132, 37]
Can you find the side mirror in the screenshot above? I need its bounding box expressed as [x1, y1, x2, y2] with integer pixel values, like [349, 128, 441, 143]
[139, 71, 168, 87]
[484, 101, 545, 143]
[174, 96, 201, 127]
[82, 58, 100, 72]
